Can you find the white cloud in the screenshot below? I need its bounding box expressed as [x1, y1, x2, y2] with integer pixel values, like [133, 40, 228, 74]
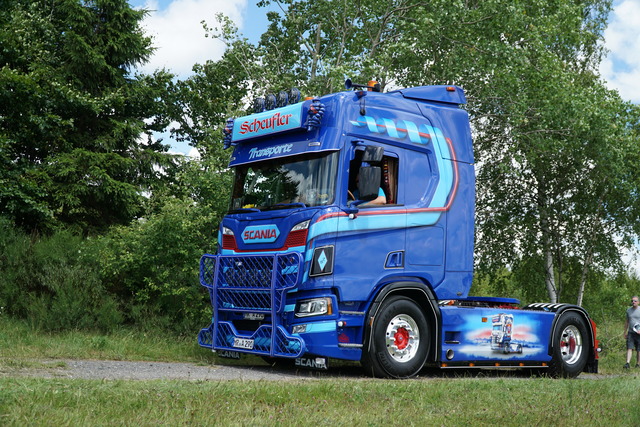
[134, 0, 247, 77]
[600, 0, 640, 102]
[187, 147, 201, 159]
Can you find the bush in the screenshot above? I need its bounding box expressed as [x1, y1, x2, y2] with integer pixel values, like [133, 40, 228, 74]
[0, 217, 32, 317]
[88, 197, 219, 334]
[1, 191, 222, 335]
[0, 218, 123, 331]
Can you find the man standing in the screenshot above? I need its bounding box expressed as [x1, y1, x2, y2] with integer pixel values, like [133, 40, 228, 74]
[624, 296, 640, 369]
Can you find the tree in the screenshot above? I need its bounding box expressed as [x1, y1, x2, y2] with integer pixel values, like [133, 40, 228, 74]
[0, 0, 176, 234]
[454, 2, 640, 304]
[181, 0, 640, 304]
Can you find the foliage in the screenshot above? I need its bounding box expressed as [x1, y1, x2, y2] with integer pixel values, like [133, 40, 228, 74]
[0, 0, 177, 234]
[0, 218, 122, 331]
[85, 187, 222, 334]
[255, 0, 432, 95]
[169, 16, 256, 159]
[0, 165, 227, 334]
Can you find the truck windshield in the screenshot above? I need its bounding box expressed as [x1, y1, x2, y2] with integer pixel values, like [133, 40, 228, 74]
[230, 151, 338, 211]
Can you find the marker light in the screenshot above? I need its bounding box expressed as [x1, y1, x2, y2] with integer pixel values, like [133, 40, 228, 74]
[253, 97, 266, 113]
[265, 94, 276, 110]
[289, 88, 301, 104]
[284, 220, 309, 248]
[221, 226, 237, 250]
[222, 118, 234, 149]
[307, 100, 325, 130]
[367, 80, 381, 92]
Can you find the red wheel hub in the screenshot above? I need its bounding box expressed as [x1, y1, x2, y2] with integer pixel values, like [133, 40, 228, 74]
[561, 335, 576, 353]
[394, 327, 409, 350]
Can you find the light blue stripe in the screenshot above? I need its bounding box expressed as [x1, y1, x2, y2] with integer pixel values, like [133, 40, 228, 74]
[423, 124, 453, 208]
[308, 211, 444, 241]
[382, 118, 400, 138]
[300, 320, 336, 333]
[405, 120, 422, 143]
[350, 115, 454, 211]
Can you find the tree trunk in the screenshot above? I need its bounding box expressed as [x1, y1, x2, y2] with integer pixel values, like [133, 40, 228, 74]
[543, 243, 558, 303]
[576, 247, 592, 307]
[538, 176, 558, 303]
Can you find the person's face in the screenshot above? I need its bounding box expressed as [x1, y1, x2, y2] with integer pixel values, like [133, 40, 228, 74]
[632, 297, 639, 307]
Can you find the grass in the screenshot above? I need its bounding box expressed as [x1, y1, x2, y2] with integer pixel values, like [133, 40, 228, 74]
[1, 375, 638, 425]
[0, 316, 638, 426]
[0, 316, 216, 364]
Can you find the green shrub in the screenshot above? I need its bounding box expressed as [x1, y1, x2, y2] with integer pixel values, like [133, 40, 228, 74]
[0, 217, 32, 317]
[88, 197, 219, 334]
[0, 218, 123, 331]
[1, 191, 221, 335]
[25, 263, 122, 332]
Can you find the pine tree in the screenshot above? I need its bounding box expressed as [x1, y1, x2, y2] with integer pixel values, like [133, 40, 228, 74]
[0, 0, 176, 233]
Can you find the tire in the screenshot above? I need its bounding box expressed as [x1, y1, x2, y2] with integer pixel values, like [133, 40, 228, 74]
[361, 296, 430, 378]
[547, 312, 589, 378]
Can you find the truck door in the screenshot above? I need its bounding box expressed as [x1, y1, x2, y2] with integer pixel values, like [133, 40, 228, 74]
[332, 143, 403, 302]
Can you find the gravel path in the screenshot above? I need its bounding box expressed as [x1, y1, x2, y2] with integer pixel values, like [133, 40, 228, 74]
[2, 359, 350, 381]
[2, 359, 617, 381]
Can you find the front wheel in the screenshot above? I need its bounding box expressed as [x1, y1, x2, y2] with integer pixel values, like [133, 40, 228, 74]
[361, 296, 430, 378]
[547, 313, 589, 378]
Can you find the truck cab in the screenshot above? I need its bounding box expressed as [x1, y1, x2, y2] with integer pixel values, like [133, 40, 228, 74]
[198, 82, 599, 378]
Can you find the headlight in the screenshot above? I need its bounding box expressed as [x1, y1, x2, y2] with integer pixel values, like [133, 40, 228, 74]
[291, 220, 310, 232]
[295, 297, 333, 317]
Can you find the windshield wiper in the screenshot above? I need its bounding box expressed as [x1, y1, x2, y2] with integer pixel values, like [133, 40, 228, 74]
[228, 208, 261, 214]
[261, 203, 307, 211]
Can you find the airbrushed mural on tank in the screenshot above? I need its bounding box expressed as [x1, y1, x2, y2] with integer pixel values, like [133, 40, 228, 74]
[442, 310, 553, 361]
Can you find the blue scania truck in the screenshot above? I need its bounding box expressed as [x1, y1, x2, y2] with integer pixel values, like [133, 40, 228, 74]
[197, 81, 600, 378]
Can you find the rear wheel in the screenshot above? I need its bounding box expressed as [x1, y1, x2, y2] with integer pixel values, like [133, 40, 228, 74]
[361, 296, 430, 378]
[548, 313, 589, 378]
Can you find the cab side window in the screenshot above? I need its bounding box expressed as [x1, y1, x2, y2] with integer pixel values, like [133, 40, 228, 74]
[348, 148, 398, 206]
[381, 155, 398, 204]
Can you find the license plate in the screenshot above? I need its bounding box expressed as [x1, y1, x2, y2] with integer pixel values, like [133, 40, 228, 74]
[244, 313, 265, 321]
[233, 338, 254, 350]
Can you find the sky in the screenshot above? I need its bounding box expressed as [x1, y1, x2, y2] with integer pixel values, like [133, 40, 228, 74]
[129, 0, 270, 78]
